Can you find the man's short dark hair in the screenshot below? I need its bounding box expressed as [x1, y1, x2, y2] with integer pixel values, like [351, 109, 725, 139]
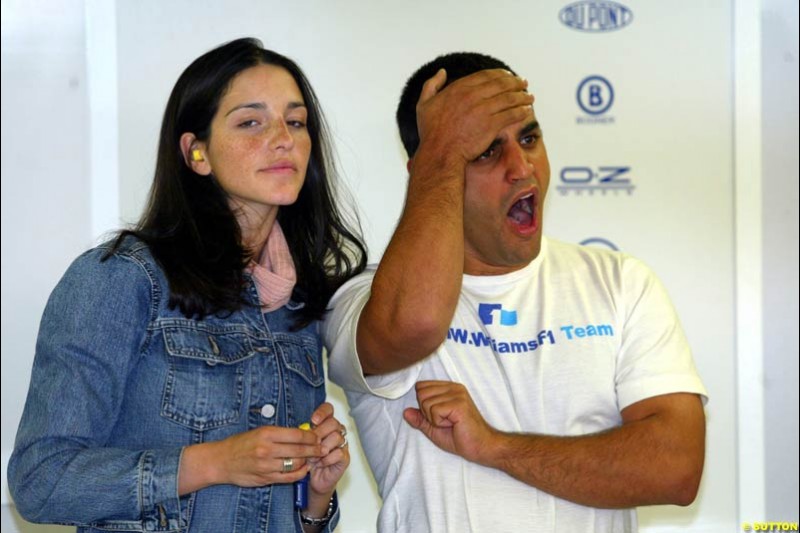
[396, 52, 516, 158]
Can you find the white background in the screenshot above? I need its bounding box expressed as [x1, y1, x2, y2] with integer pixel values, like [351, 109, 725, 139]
[1, 1, 797, 532]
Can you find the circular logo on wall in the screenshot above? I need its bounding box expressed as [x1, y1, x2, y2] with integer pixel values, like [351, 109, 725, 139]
[579, 237, 620, 251]
[577, 75, 614, 116]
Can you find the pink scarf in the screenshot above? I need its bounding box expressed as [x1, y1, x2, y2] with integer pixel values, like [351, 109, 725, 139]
[249, 221, 297, 311]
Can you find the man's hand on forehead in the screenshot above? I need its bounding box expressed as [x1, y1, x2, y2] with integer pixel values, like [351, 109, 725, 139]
[414, 68, 534, 167]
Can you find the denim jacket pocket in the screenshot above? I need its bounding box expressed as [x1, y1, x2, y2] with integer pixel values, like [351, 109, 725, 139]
[274, 333, 324, 427]
[274, 333, 324, 388]
[161, 325, 256, 431]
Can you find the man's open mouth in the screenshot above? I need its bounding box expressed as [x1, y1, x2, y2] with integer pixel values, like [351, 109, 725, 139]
[507, 192, 536, 228]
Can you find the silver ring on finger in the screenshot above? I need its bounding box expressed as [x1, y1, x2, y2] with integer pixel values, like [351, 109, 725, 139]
[338, 425, 347, 438]
[338, 435, 349, 449]
[282, 457, 294, 473]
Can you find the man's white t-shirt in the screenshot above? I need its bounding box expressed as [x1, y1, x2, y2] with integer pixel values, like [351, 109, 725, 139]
[323, 237, 707, 533]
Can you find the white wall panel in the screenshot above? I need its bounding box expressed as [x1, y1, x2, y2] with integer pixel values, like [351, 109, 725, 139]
[1, 0, 91, 531]
[761, 0, 800, 524]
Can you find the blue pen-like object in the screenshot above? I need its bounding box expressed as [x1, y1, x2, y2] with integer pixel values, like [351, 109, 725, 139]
[295, 422, 311, 509]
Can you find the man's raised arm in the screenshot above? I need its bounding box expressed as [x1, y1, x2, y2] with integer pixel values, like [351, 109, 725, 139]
[356, 69, 532, 375]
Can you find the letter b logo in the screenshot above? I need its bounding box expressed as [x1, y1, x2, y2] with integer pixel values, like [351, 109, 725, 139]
[577, 75, 614, 115]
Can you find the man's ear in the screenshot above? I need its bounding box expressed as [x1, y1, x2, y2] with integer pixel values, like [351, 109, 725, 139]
[179, 132, 211, 176]
[406, 158, 413, 173]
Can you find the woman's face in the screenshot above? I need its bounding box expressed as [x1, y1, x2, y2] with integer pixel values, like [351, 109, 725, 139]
[198, 64, 311, 221]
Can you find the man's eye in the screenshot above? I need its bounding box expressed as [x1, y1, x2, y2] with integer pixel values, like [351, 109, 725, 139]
[477, 147, 496, 161]
[521, 134, 535, 145]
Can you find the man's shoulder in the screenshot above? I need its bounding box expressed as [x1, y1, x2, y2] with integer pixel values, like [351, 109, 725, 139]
[545, 236, 618, 260]
[544, 236, 649, 271]
[538, 237, 663, 297]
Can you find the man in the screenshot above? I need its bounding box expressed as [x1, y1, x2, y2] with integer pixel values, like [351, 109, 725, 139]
[323, 52, 707, 532]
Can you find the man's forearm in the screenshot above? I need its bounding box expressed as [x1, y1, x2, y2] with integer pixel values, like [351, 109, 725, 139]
[477, 395, 705, 508]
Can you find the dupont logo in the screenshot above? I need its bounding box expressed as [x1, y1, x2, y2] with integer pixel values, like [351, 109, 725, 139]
[478, 303, 518, 326]
[559, 1, 634, 33]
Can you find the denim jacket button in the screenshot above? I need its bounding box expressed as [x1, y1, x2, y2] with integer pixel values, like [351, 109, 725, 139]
[260, 404, 276, 418]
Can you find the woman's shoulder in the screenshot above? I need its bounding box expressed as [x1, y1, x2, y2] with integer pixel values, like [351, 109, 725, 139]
[96, 232, 151, 259]
[64, 234, 161, 289]
[39, 235, 162, 328]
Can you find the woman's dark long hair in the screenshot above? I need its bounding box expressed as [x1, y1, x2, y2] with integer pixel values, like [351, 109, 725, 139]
[110, 38, 366, 327]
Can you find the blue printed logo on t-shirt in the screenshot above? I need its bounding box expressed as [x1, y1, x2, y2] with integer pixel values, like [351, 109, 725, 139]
[478, 303, 518, 326]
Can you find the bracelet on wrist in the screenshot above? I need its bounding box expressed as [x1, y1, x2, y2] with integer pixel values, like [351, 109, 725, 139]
[300, 494, 335, 527]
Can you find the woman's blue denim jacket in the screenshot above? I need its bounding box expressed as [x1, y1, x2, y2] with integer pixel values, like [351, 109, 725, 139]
[8, 237, 339, 532]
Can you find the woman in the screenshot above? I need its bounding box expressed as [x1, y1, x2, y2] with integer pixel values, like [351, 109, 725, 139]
[8, 38, 366, 532]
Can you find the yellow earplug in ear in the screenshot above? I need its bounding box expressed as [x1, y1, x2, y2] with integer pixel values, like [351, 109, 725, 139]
[191, 149, 204, 162]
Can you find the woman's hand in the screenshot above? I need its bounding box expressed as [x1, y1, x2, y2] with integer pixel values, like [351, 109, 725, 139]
[179, 425, 322, 495]
[307, 402, 350, 497]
